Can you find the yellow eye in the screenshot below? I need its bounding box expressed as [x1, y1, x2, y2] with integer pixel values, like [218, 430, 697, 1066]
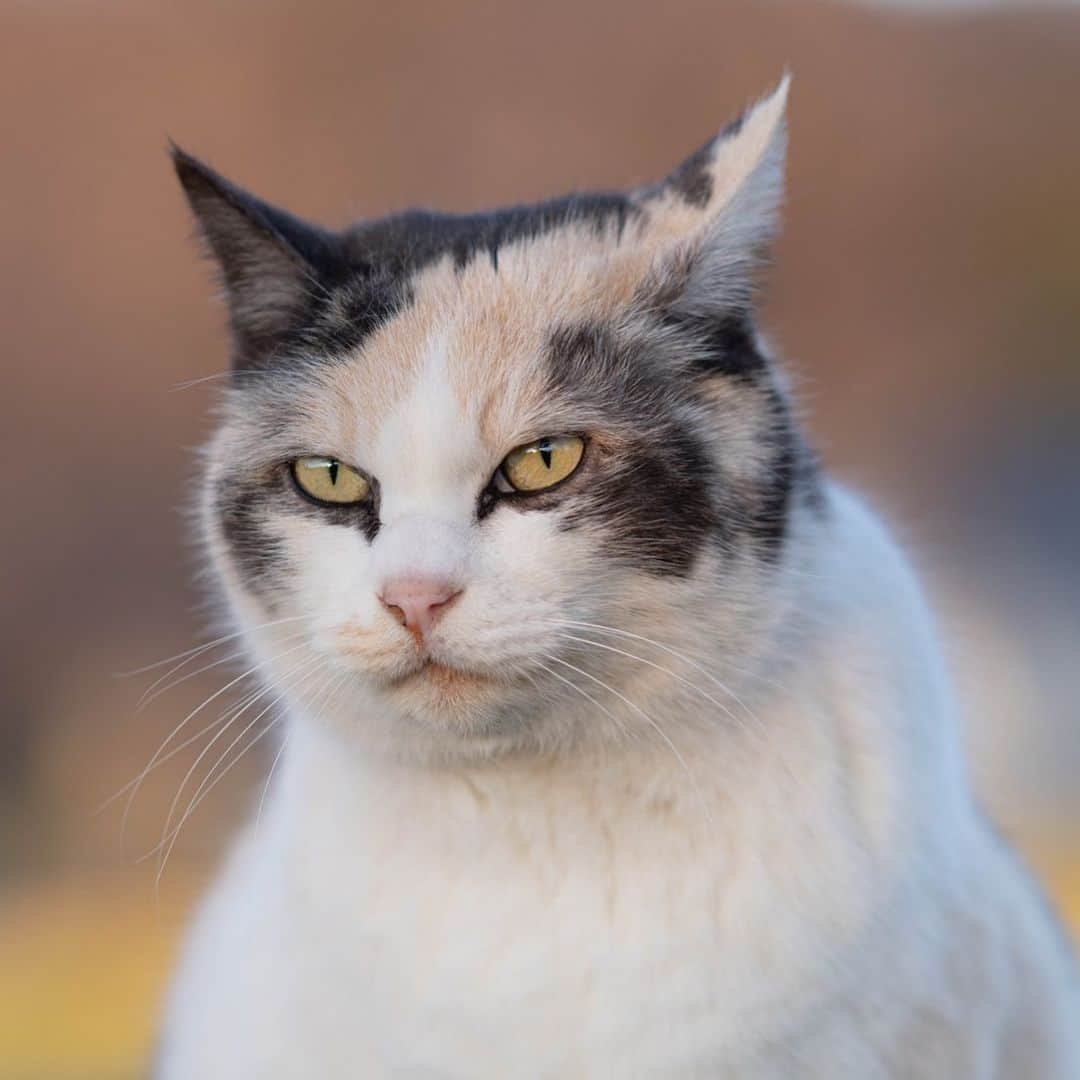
[291, 457, 370, 505]
[500, 436, 585, 493]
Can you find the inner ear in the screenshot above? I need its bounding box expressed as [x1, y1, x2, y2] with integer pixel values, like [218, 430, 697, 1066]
[172, 146, 347, 370]
[644, 77, 789, 227]
[628, 78, 790, 325]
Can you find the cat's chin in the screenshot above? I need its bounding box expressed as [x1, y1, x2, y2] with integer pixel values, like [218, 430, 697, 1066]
[374, 658, 530, 733]
[388, 659, 493, 695]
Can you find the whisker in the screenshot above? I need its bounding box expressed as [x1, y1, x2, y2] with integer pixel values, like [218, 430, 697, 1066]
[114, 613, 309, 678]
[170, 370, 239, 392]
[114, 679, 282, 847]
[545, 654, 712, 825]
[255, 666, 351, 834]
[154, 713, 286, 888]
[136, 646, 250, 711]
[152, 652, 324, 866]
[99, 682, 266, 817]
[116, 640, 313, 842]
[548, 619, 762, 726]
[255, 732, 291, 834]
[151, 655, 328, 888]
[553, 631, 748, 732]
[137, 627, 310, 711]
[532, 659, 634, 742]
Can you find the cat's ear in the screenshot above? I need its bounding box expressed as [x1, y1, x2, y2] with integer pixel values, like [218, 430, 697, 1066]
[172, 146, 345, 369]
[638, 76, 789, 318]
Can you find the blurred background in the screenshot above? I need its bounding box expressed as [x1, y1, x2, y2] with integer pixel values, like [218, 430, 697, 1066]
[1, 1, 1078, 1076]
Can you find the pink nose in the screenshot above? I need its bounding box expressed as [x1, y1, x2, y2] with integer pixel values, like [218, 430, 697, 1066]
[379, 578, 462, 638]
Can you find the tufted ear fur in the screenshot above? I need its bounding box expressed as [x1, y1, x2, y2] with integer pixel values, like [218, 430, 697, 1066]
[637, 76, 789, 320]
[172, 146, 347, 369]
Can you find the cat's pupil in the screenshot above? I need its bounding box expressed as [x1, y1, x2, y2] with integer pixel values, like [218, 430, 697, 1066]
[538, 440, 552, 469]
[328, 461, 339, 485]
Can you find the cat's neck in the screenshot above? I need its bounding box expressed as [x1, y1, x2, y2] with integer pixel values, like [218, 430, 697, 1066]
[273, 710, 778, 889]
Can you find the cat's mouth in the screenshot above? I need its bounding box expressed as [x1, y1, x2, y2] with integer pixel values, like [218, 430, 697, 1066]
[387, 658, 492, 692]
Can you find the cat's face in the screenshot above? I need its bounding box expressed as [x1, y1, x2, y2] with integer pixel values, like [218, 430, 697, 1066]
[180, 79, 816, 757]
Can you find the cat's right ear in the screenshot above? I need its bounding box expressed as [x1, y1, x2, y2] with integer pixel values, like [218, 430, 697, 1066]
[172, 145, 345, 370]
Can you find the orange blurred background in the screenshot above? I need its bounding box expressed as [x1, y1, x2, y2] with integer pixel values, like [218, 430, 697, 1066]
[1, 2, 1078, 1076]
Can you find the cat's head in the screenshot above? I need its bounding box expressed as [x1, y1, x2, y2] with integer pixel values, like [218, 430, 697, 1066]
[177, 78, 820, 759]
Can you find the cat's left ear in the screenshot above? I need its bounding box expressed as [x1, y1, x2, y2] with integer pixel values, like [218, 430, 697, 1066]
[638, 76, 789, 318]
[172, 146, 347, 369]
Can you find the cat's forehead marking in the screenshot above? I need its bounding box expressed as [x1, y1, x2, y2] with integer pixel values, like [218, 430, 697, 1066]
[325, 218, 654, 456]
[326, 289, 440, 450]
[317, 171, 758, 467]
[371, 334, 488, 522]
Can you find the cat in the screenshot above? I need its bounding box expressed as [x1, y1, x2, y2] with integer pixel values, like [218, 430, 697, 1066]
[157, 80, 1078, 1077]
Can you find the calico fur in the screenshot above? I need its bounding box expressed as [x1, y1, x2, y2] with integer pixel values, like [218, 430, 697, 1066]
[158, 80, 1079, 1077]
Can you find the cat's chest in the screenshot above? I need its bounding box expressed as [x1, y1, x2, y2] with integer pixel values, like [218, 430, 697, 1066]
[252, 734, 859, 1073]
[285, 820, 738, 1076]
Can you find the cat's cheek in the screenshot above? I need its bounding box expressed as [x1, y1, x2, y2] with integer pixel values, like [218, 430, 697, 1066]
[275, 513, 386, 639]
[479, 502, 602, 609]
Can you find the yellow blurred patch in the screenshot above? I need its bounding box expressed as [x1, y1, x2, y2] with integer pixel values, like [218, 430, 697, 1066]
[0, 871, 203, 1080]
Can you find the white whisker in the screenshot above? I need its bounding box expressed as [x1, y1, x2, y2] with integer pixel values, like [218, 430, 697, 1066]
[99, 684, 266, 819]
[545, 654, 712, 825]
[554, 631, 748, 731]
[114, 613, 309, 678]
[152, 655, 328, 888]
[531, 659, 634, 742]
[114, 639, 314, 841]
[255, 732, 291, 834]
[549, 619, 762, 726]
[255, 666, 350, 834]
[137, 627, 310, 711]
[161, 658, 335, 854]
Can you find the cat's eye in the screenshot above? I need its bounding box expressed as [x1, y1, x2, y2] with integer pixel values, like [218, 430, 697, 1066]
[498, 436, 585, 493]
[291, 457, 370, 505]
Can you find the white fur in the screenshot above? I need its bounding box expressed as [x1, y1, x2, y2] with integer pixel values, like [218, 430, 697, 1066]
[161, 81, 1077, 1075]
[159, 485, 1079, 1077]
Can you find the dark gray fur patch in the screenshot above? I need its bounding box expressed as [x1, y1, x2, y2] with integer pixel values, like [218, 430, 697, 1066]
[534, 317, 818, 573]
[663, 138, 716, 208]
[289, 195, 639, 362]
[750, 387, 799, 557]
[538, 323, 720, 577]
[719, 110, 746, 142]
[173, 147, 360, 371]
[666, 312, 768, 380]
[342, 195, 636, 274]
[738, 378, 823, 560]
[215, 479, 291, 601]
[174, 143, 640, 373]
[652, 110, 746, 209]
[216, 469, 381, 599]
